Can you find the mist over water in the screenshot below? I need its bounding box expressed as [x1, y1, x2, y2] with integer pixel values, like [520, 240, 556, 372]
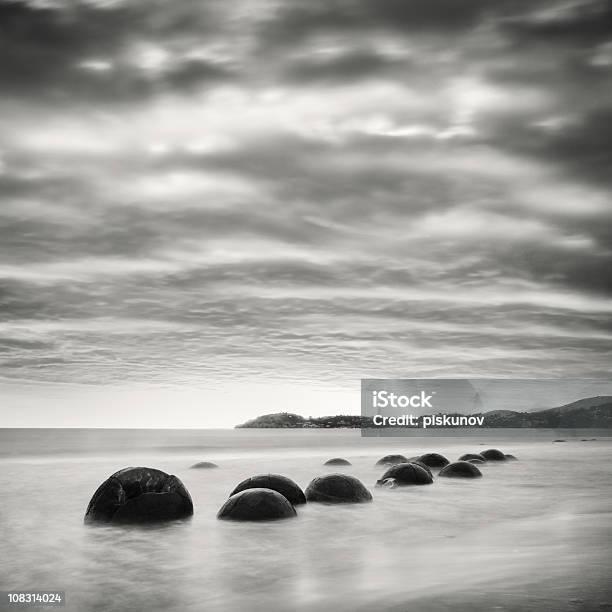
[1, 429, 611, 612]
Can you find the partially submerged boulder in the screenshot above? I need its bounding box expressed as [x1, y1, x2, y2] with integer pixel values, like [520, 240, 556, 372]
[190, 461, 218, 469]
[217, 488, 297, 521]
[467, 458, 485, 464]
[505, 454, 518, 461]
[375, 454, 408, 466]
[439, 461, 482, 478]
[230, 474, 306, 505]
[306, 474, 372, 503]
[418, 453, 450, 468]
[458, 453, 485, 462]
[324, 458, 351, 466]
[377, 462, 433, 486]
[84, 467, 193, 524]
[481, 448, 507, 461]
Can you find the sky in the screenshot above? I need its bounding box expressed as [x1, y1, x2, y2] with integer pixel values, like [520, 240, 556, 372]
[1, 0, 611, 427]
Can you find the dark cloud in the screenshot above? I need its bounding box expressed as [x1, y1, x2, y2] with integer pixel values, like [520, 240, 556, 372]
[0, 0, 235, 101]
[501, 0, 612, 47]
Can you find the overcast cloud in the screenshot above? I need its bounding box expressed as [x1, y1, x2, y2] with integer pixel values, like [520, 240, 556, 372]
[1, 0, 611, 425]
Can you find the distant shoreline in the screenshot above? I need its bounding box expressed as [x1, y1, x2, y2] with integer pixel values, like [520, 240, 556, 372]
[235, 396, 612, 429]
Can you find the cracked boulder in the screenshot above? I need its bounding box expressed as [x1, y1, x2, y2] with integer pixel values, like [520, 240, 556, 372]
[84, 467, 194, 524]
[439, 461, 483, 478]
[230, 474, 306, 505]
[306, 474, 372, 503]
[217, 488, 297, 521]
[376, 462, 433, 486]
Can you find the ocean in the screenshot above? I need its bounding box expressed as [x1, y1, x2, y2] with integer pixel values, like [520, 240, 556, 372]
[0, 428, 611, 612]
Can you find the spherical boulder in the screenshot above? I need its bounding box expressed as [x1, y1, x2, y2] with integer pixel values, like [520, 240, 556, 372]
[377, 462, 433, 486]
[375, 454, 408, 466]
[505, 454, 518, 461]
[439, 461, 482, 478]
[230, 474, 306, 505]
[217, 488, 297, 521]
[84, 467, 193, 524]
[467, 458, 485, 464]
[418, 453, 450, 468]
[190, 461, 218, 469]
[324, 458, 351, 466]
[481, 448, 507, 461]
[305, 474, 372, 504]
[458, 453, 485, 462]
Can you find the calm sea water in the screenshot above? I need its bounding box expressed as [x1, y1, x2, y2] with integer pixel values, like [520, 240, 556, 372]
[0, 429, 611, 612]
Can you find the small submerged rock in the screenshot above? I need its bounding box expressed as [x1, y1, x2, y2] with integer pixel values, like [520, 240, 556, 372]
[190, 461, 218, 469]
[377, 462, 433, 486]
[458, 453, 485, 462]
[418, 453, 450, 468]
[467, 458, 485, 464]
[84, 467, 194, 524]
[306, 474, 372, 503]
[504, 454, 518, 461]
[230, 474, 306, 505]
[217, 488, 297, 521]
[378, 478, 399, 489]
[439, 461, 482, 478]
[375, 454, 408, 466]
[323, 458, 352, 466]
[480, 449, 507, 461]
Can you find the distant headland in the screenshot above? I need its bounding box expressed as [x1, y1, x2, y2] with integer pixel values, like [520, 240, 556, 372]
[235, 396, 612, 428]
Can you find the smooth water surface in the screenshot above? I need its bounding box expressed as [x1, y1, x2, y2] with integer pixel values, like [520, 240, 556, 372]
[0, 429, 611, 611]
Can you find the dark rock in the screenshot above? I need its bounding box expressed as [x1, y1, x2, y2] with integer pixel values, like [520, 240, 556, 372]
[305, 474, 372, 504]
[377, 462, 433, 486]
[84, 467, 193, 524]
[230, 474, 306, 505]
[504, 454, 518, 461]
[553, 439, 566, 443]
[323, 458, 351, 466]
[217, 488, 297, 521]
[467, 458, 485, 464]
[418, 453, 450, 468]
[407, 460, 433, 477]
[480, 448, 507, 461]
[190, 461, 218, 469]
[439, 461, 483, 478]
[375, 454, 408, 466]
[458, 453, 485, 462]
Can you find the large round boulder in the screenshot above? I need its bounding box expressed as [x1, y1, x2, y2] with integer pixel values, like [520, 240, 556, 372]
[84, 467, 193, 524]
[481, 448, 507, 461]
[190, 461, 218, 469]
[217, 488, 297, 521]
[375, 454, 408, 466]
[418, 453, 450, 468]
[439, 461, 483, 478]
[230, 474, 306, 505]
[458, 453, 485, 462]
[323, 458, 351, 466]
[377, 462, 433, 486]
[305, 474, 372, 504]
